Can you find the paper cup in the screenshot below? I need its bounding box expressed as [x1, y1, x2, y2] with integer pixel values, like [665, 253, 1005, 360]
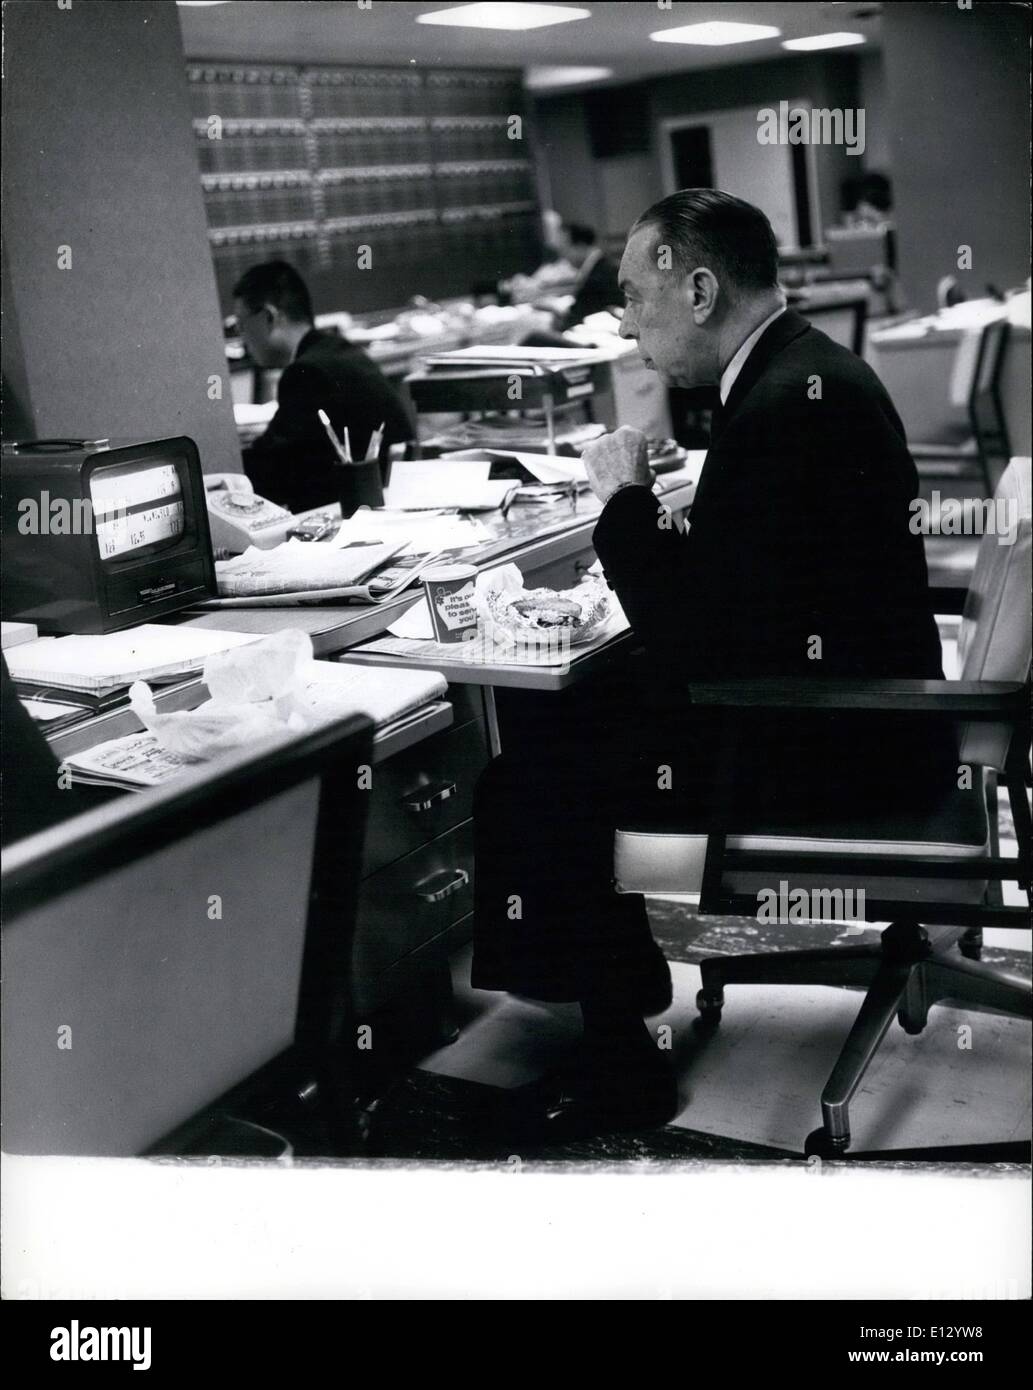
[423, 564, 479, 644]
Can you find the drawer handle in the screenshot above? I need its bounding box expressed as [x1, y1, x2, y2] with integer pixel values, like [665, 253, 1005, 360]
[415, 867, 469, 904]
[403, 779, 457, 813]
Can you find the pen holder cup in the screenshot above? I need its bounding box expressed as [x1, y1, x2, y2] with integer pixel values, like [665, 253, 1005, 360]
[336, 460, 384, 518]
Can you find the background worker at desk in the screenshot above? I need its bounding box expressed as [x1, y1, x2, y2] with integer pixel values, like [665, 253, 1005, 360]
[473, 189, 952, 1144]
[233, 260, 413, 514]
[527, 222, 622, 343]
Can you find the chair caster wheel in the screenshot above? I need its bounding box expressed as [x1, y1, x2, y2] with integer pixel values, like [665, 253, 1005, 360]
[695, 989, 723, 1027]
[804, 1128, 850, 1159]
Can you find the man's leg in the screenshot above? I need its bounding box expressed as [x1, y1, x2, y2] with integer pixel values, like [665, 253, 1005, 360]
[471, 663, 709, 1138]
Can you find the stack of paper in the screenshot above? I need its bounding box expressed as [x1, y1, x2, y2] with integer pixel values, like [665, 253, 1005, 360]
[60, 732, 192, 789]
[384, 453, 589, 511]
[443, 449, 589, 493]
[422, 345, 609, 370]
[303, 660, 446, 726]
[1, 621, 38, 651]
[58, 661, 448, 791]
[420, 418, 606, 455]
[5, 626, 260, 693]
[383, 459, 520, 513]
[213, 538, 403, 603]
[329, 508, 492, 555]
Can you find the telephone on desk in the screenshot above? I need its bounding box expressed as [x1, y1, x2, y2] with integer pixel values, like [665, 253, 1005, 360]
[204, 475, 340, 554]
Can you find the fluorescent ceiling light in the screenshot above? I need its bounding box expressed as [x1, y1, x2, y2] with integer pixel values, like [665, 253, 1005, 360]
[176, 3, 230, 7]
[418, 4, 589, 30]
[526, 66, 613, 89]
[782, 32, 866, 52]
[650, 21, 781, 46]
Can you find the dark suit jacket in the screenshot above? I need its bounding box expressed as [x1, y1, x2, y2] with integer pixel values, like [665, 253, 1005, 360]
[560, 252, 622, 330]
[592, 309, 951, 812]
[242, 329, 414, 514]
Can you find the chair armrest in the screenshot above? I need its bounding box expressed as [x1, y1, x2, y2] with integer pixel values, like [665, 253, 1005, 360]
[689, 678, 1027, 720]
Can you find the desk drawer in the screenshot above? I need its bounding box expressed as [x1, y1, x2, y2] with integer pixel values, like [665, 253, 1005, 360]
[353, 820, 474, 986]
[363, 717, 487, 876]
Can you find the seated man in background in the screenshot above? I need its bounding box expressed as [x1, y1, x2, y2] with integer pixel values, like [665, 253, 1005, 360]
[500, 208, 578, 302]
[473, 189, 952, 1143]
[554, 222, 622, 330]
[522, 222, 623, 347]
[233, 260, 413, 514]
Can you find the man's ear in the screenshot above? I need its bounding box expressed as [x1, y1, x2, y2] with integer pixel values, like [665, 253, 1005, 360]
[261, 302, 279, 330]
[688, 269, 720, 324]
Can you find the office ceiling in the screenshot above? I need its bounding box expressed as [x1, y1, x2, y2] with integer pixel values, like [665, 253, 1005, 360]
[178, 2, 881, 90]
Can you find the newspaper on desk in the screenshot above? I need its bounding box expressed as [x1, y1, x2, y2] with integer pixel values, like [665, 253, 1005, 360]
[203, 511, 491, 607]
[60, 731, 193, 790]
[60, 631, 448, 788]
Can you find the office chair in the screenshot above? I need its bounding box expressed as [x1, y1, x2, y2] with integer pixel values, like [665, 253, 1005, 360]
[2, 713, 373, 1156]
[614, 456, 1031, 1159]
[910, 318, 1011, 494]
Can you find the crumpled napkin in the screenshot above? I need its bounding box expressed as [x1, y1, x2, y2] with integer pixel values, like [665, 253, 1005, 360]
[129, 629, 315, 761]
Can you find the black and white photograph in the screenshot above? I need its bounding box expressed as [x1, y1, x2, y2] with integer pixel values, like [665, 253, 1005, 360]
[2, 0, 1030, 1325]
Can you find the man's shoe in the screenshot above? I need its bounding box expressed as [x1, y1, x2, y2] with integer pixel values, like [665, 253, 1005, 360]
[503, 1055, 679, 1146]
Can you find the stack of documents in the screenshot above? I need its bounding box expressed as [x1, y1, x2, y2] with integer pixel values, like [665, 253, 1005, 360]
[60, 732, 192, 789]
[421, 345, 609, 370]
[59, 661, 448, 790]
[384, 453, 588, 511]
[213, 538, 404, 604]
[206, 511, 494, 607]
[1, 621, 38, 650]
[421, 418, 606, 454]
[5, 626, 259, 693]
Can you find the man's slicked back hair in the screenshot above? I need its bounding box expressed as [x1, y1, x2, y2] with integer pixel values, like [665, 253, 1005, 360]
[632, 189, 779, 295]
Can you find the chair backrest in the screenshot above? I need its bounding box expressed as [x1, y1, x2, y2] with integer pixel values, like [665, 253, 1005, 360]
[2, 713, 372, 1156]
[957, 455, 1032, 770]
[968, 319, 1012, 493]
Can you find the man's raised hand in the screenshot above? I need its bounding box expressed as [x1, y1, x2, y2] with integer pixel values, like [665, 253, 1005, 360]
[582, 426, 652, 505]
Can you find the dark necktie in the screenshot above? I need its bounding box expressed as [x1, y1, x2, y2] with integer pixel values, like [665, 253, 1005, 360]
[707, 396, 727, 447]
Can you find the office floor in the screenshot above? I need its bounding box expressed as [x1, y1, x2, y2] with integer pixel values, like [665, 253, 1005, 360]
[365, 797, 1031, 1163]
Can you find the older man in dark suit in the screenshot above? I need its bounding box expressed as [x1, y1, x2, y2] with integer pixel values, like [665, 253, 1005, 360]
[472, 190, 951, 1142]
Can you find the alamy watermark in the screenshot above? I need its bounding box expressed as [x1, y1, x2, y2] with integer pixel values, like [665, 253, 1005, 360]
[757, 881, 866, 924]
[757, 101, 865, 157]
[17, 492, 128, 536]
[910, 492, 1019, 545]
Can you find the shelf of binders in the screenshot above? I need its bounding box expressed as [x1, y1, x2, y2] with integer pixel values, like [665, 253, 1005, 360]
[189, 61, 538, 307]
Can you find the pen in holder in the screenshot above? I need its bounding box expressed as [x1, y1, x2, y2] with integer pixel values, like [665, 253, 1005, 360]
[335, 457, 384, 518]
[319, 410, 385, 517]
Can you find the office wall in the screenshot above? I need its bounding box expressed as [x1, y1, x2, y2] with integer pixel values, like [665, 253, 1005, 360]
[881, 2, 1030, 312]
[857, 52, 889, 175]
[533, 95, 606, 230]
[2, 0, 241, 473]
[534, 52, 868, 244]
